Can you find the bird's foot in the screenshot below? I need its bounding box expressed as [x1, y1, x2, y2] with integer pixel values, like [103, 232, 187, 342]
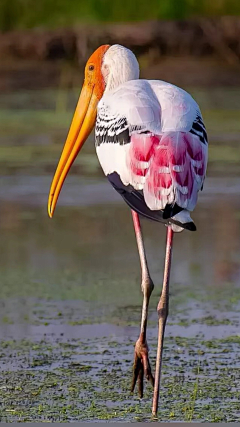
[131, 335, 154, 398]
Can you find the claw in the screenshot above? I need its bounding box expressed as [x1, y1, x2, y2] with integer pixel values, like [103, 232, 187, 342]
[138, 363, 144, 398]
[142, 353, 154, 386]
[131, 336, 154, 397]
[131, 353, 141, 393]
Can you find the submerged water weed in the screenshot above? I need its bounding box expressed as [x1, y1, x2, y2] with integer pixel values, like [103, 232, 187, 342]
[0, 334, 239, 421]
[185, 358, 200, 422]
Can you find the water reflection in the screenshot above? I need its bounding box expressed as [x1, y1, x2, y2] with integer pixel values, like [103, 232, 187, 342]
[0, 185, 239, 308]
[213, 199, 240, 284]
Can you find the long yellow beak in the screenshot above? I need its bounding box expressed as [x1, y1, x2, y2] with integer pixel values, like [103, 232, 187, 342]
[48, 84, 98, 218]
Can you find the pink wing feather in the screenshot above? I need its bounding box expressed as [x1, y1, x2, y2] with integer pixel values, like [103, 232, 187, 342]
[129, 132, 207, 212]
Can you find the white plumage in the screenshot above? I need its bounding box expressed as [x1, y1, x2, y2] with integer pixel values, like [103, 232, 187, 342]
[95, 45, 208, 230]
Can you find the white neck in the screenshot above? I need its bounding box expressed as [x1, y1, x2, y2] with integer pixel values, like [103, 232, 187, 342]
[102, 45, 140, 92]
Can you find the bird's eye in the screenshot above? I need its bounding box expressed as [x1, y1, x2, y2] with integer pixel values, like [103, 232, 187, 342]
[89, 65, 94, 71]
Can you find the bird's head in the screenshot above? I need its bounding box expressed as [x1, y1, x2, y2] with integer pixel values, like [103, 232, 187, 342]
[48, 44, 139, 218]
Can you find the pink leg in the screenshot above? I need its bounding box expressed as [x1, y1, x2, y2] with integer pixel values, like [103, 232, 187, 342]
[130, 210, 154, 397]
[152, 226, 174, 416]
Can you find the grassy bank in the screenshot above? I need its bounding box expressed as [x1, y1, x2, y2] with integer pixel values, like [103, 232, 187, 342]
[1, 0, 240, 31]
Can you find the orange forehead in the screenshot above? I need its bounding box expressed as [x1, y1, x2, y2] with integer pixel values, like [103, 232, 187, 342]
[84, 44, 110, 100]
[86, 44, 110, 67]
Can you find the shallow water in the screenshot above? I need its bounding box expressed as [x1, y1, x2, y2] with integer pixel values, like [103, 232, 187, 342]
[0, 87, 240, 421]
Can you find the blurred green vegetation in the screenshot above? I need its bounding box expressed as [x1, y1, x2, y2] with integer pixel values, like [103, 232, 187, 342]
[0, 0, 240, 32]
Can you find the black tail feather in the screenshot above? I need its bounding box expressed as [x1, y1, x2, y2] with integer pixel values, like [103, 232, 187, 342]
[107, 172, 196, 231]
[162, 203, 183, 219]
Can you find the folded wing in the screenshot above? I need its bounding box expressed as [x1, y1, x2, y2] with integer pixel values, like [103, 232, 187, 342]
[128, 131, 207, 213]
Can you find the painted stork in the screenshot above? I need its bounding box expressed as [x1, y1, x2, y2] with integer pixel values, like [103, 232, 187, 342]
[48, 44, 208, 416]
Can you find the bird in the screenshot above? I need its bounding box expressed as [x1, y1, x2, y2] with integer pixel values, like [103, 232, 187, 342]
[48, 44, 208, 416]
